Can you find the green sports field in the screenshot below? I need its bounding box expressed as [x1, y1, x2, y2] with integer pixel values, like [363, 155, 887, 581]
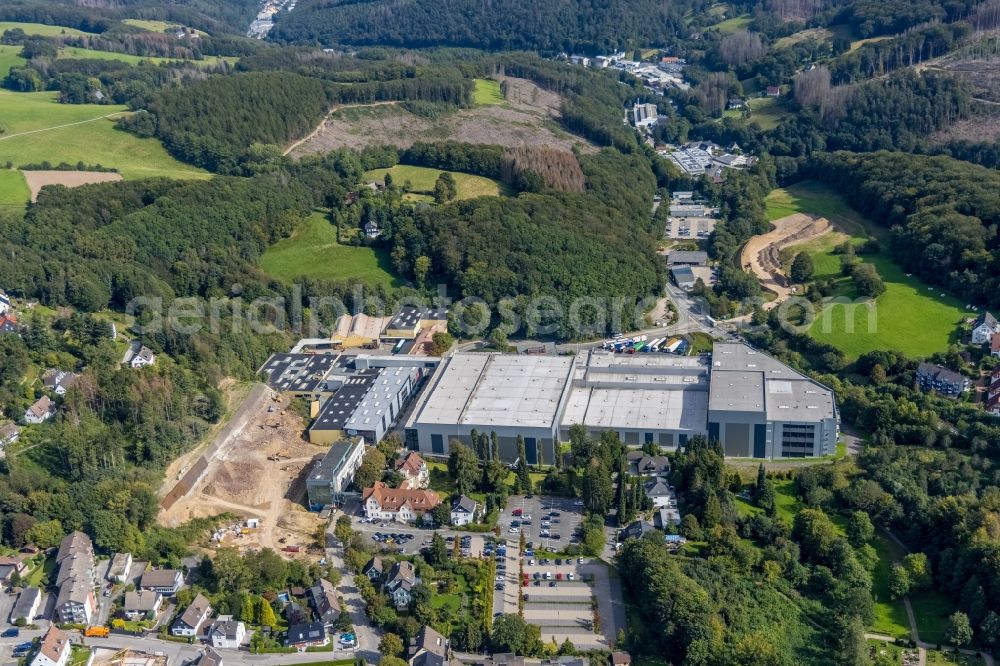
[0, 90, 208, 179]
[766, 181, 968, 359]
[261, 212, 402, 289]
[473, 79, 505, 105]
[364, 164, 507, 200]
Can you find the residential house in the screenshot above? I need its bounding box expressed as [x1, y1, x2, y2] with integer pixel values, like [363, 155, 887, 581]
[765, 86, 781, 97]
[208, 616, 247, 649]
[408, 625, 449, 666]
[665, 534, 688, 550]
[0, 314, 19, 335]
[309, 578, 340, 625]
[55, 531, 95, 624]
[611, 653, 632, 666]
[106, 552, 132, 583]
[196, 648, 223, 666]
[385, 560, 418, 608]
[364, 221, 381, 239]
[11, 586, 41, 624]
[286, 621, 328, 650]
[991, 333, 1000, 358]
[0, 290, 9, 315]
[130, 346, 156, 368]
[450, 495, 478, 527]
[972, 312, 1000, 345]
[0, 555, 28, 583]
[123, 590, 162, 621]
[643, 478, 675, 509]
[987, 368, 1000, 416]
[24, 395, 55, 424]
[618, 520, 657, 542]
[172, 592, 212, 637]
[30, 626, 71, 666]
[362, 481, 441, 523]
[916, 362, 970, 397]
[480, 656, 525, 666]
[395, 451, 430, 488]
[626, 451, 671, 476]
[0, 422, 20, 446]
[362, 556, 385, 583]
[141, 568, 183, 595]
[42, 369, 78, 397]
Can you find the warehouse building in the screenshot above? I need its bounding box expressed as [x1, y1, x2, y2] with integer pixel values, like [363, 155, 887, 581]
[260, 351, 439, 446]
[708, 343, 838, 458]
[405, 343, 838, 461]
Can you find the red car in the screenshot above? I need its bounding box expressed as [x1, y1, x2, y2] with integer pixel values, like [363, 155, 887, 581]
[512, 508, 523, 516]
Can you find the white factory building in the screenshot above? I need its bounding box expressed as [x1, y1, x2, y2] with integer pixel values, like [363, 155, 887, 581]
[404, 343, 838, 461]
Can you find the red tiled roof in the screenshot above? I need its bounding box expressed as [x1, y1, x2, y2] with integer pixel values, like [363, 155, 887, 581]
[362, 481, 440, 513]
[395, 451, 426, 476]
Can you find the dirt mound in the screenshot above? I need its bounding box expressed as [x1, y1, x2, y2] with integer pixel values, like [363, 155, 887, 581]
[22, 170, 123, 202]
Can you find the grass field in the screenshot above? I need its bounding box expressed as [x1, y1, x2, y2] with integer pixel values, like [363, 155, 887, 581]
[0, 21, 95, 37]
[473, 79, 505, 106]
[123, 18, 207, 36]
[57, 46, 230, 67]
[260, 212, 401, 289]
[746, 97, 792, 130]
[0, 44, 26, 76]
[0, 91, 207, 179]
[713, 15, 752, 33]
[0, 169, 29, 206]
[765, 182, 968, 359]
[364, 165, 507, 200]
[870, 533, 911, 638]
[773, 27, 833, 49]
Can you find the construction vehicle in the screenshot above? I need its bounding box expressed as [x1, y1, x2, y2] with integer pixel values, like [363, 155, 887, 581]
[84, 626, 110, 638]
[267, 451, 290, 461]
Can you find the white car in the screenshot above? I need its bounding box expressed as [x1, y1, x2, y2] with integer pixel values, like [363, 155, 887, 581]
[573, 500, 584, 507]
[567, 572, 575, 580]
[495, 574, 506, 582]
[508, 527, 520, 534]
[528, 559, 535, 565]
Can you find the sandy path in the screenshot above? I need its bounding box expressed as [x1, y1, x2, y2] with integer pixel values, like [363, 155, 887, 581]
[22, 170, 123, 201]
[740, 213, 831, 309]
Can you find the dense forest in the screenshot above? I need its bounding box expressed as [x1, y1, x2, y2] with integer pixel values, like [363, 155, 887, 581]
[267, 0, 690, 53]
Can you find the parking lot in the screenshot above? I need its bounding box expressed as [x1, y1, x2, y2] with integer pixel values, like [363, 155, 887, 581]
[498, 495, 586, 553]
[520, 558, 610, 649]
[351, 518, 488, 557]
[665, 216, 716, 240]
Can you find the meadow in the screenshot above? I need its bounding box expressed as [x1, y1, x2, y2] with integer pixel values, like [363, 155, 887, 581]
[122, 19, 207, 36]
[260, 212, 402, 289]
[0, 169, 29, 207]
[712, 15, 752, 33]
[0, 45, 26, 76]
[473, 78, 505, 105]
[766, 181, 968, 359]
[870, 533, 911, 639]
[57, 46, 231, 67]
[0, 91, 208, 179]
[364, 164, 507, 200]
[0, 21, 95, 37]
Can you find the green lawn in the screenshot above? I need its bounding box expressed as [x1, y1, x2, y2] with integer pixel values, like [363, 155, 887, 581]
[0, 90, 208, 179]
[123, 19, 207, 36]
[910, 589, 957, 645]
[0, 21, 95, 37]
[0, 169, 29, 206]
[24, 553, 56, 587]
[870, 533, 911, 639]
[712, 15, 752, 33]
[686, 331, 714, 355]
[473, 79, 505, 106]
[0, 44, 27, 78]
[58, 46, 229, 67]
[260, 211, 401, 289]
[926, 650, 983, 665]
[765, 181, 968, 359]
[746, 97, 792, 131]
[364, 164, 506, 200]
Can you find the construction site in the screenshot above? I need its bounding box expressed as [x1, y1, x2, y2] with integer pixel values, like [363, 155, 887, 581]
[740, 212, 833, 308]
[158, 384, 328, 559]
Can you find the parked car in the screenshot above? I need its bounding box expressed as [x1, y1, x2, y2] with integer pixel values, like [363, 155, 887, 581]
[1, 628, 19, 638]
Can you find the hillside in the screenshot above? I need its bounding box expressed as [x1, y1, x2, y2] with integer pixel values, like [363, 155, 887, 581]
[268, 0, 688, 52]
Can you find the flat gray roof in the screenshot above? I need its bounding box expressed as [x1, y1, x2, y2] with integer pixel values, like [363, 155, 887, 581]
[709, 343, 836, 421]
[561, 386, 707, 431]
[412, 353, 575, 429]
[308, 438, 362, 484]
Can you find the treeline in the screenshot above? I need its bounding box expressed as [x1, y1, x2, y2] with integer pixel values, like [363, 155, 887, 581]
[801, 151, 1000, 310]
[828, 22, 973, 83]
[0, 1, 116, 34]
[120, 71, 332, 172]
[833, 0, 980, 38]
[4, 56, 224, 104]
[400, 142, 586, 193]
[267, 0, 690, 54]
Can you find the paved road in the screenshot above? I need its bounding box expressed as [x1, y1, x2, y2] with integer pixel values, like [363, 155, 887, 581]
[325, 526, 380, 663]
